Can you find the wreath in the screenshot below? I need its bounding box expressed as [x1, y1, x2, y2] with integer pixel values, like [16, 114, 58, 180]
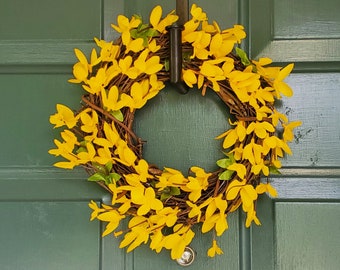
[49, 4, 301, 260]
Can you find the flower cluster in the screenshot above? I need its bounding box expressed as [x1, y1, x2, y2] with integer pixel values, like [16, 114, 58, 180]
[49, 4, 301, 260]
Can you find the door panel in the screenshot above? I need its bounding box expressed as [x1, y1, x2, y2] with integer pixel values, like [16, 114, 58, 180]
[130, 214, 240, 270]
[0, 0, 102, 67]
[248, 0, 340, 269]
[0, 74, 82, 166]
[1, 0, 100, 40]
[275, 202, 340, 270]
[0, 1, 124, 270]
[123, 0, 239, 30]
[0, 201, 100, 270]
[1, 0, 339, 269]
[277, 73, 340, 167]
[134, 86, 231, 172]
[249, 0, 340, 66]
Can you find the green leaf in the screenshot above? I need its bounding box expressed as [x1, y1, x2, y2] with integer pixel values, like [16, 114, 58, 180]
[164, 59, 170, 71]
[105, 161, 113, 174]
[131, 23, 156, 39]
[170, 187, 181, 196]
[235, 47, 251, 66]
[92, 162, 107, 174]
[269, 166, 281, 175]
[142, 37, 149, 48]
[76, 146, 87, 154]
[216, 158, 233, 169]
[109, 172, 121, 182]
[218, 170, 234, 180]
[111, 110, 124, 122]
[133, 14, 142, 20]
[79, 140, 87, 147]
[160, 186, 181, 201]
[130, 29, 139, 39]
[217, 153, 236, 169]
[88, 172, 107, 182]
[137, 22, 148, 32]
[145, 28, 158, 38]
[183, 51, 193, 61]
[149, 180, 157, 188]
[226, 153, 236, 163]
[160, 193, 171, 201]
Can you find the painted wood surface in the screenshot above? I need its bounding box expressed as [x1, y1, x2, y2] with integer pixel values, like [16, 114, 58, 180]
[0, 0, 339, 269]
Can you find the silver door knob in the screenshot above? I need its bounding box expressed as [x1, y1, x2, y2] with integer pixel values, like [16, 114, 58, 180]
[176, 246, 195, 266]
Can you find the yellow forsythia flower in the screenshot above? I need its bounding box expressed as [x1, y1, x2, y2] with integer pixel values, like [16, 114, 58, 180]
[207, 240, 224, 257]
[49, 104, 77, 129]
[97, 209, 125, 237]
[163, 225, 195, 260]
[149, 5, 178, 33]
[273, 63, 294, 98]
[256, 183, 278, 198]
[131, 187, 163, 215]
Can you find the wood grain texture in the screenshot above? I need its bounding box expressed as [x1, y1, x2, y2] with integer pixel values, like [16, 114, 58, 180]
[273, 0, 340, 39]
[134, 85, 230, 173]
[1, 0, 339, 269]
[0, 0, 102, 67]
[0, 201, 101, 270]
[278, 73, 340, 167]
[0, 74, 83, 166]
[129, 213, 240, 270]
[248, 0, 340, 67]
[0, 0, 100, 40]
[275, 202, 340, 270]
[271, 177, 340, 199]
[0, 168, 105, 201]
[123, 0, 239, 30]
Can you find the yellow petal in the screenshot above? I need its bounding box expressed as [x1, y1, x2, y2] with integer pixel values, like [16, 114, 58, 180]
[215, 216, 228, 236]
[222, 130, 238, 149]
[129, 38, 144, 53]
[210, 33, 222, 52]
[53, 161, 77, 169]
[267, 183, 278, 197]
[242, 144, 255, 164]
[183, 20, 200, 37]
[150, 5, 162, 29]
[275, 81, 293, 97]
[119, 56, 133, 72]
[190, 4, 207, 21]
[74, 48, 88, 65]
[197, 74, 204, 89]
[255, 183, 267, 194]
[240, 185, 258, 207]
[72, 62, 88, 82]
[277, 63, 294, 81]
[202, 214, 218, 233]
[251, 164, 263, 175]
[183, 69, 197, 87]
[260, 57, 273, 66]
[236, 122, 246, 141]
[145, 56, 163, 74]
[156, 13, 178, 33]
[112, 15, 129, 32]
[226, 180, 244, 200]
[119, 231, 137, 249]
[227, 163, 246, 179]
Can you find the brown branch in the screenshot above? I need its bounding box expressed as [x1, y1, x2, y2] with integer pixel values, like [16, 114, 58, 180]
[81, 95, 139, 143]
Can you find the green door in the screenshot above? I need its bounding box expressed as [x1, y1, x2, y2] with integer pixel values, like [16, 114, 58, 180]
[1, 0, 339, 269]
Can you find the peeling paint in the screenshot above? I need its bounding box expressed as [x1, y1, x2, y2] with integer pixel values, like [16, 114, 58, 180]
[310, 151, 320, 166]
[294, 128, 313, 144]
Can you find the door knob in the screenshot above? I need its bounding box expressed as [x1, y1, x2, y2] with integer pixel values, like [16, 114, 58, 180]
[176, 246, 195, 266]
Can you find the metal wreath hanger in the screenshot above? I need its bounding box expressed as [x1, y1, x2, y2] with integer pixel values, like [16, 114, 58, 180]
[168, 0, 189, 94]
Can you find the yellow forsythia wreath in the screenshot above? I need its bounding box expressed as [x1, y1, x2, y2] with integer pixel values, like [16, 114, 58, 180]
[49, 4, 301, 259]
